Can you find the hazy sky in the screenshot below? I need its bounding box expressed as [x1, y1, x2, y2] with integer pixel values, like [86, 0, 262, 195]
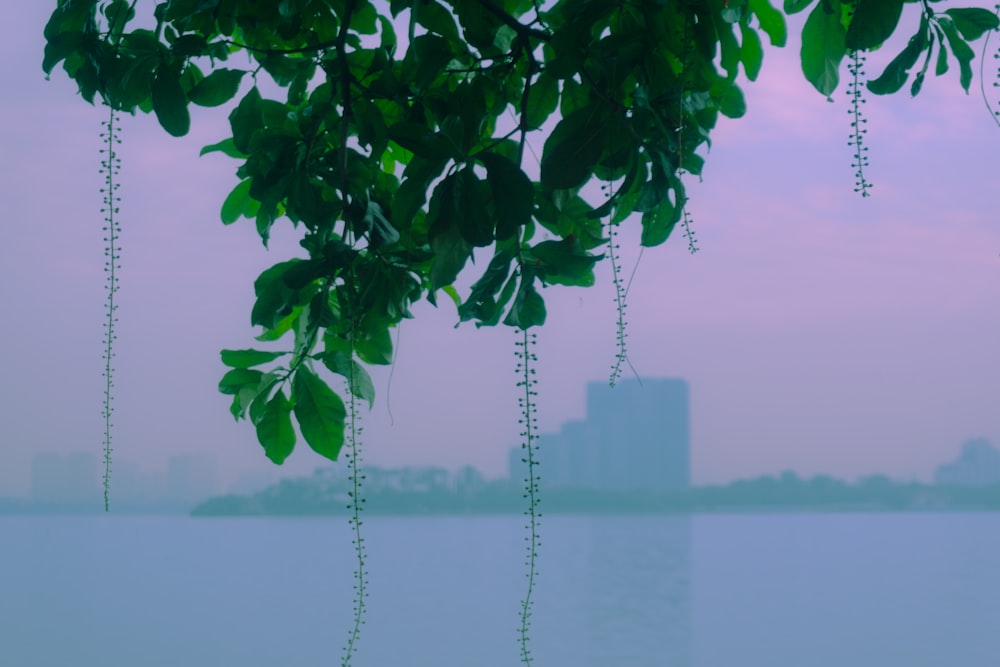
[2, 4, 998, 496]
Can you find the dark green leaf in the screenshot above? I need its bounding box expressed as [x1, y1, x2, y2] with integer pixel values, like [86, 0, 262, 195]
[351, 0, 379, 34]
[479, 152, 534, 240]
[750, 0, 788, 46]
[525, 72, 560, 131]
[387, 121, 454, 160]
[252, 260, 307, 330]
[640, 192, 680, 247]
[503, 273, 547, 329]
[188, 68, 245, 107]
[540, 106, 607, 190]
[151, 66, 190, 136]
[800, 1, 846, 97]
[455, 168, 494, 246]
[103, 0, 135, 41]
[944, 8, 1000, 41]
[410, 34, 454, 90]
[230, 87, 264, 154]
[417, 0, 462, 42]
[846, 0, 904, 51]
[530, 239, 601, 287]
[255, 390, 296, 464]
[221, 179, 253, 224]
[292, 367, 346, 461]
[221, 349, 288, 368]
[866, 19, 928, 95]
[430, 223, 472, 290]
[458, 245, 516, 324]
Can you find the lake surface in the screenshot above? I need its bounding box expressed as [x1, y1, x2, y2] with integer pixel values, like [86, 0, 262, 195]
[2, 513, 999, 666]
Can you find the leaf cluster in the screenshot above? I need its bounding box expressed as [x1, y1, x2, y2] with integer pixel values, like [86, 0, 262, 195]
[788, 0, 998, 97]
[43, 0, 997, 463]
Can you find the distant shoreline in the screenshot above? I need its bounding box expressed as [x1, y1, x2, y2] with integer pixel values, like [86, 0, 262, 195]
[188, 478, 1000, 517]
[7, 476, 1000, 517]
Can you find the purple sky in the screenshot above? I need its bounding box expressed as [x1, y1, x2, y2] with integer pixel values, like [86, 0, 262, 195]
[2, 4, 998, 496]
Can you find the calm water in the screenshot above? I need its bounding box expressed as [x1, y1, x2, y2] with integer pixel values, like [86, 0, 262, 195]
[2, 513, 999, 666]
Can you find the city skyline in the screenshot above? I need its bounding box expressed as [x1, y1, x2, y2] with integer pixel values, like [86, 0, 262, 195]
[9, 431, 993, 507]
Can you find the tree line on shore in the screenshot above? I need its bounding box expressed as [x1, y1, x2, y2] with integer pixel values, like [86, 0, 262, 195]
[190, 467, 1000, 516]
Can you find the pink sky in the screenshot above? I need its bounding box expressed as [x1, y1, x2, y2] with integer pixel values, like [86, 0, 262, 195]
[1, 4, 998, 496]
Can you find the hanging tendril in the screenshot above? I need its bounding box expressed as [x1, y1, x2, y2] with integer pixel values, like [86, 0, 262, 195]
[99, 107, 122, 512]
[515, 328, 540, 666]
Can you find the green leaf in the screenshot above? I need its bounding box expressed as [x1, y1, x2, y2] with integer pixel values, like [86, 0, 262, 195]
[750, 0, 787, 46]
[430, 223, 472, 290]
[221, 349, 288, 368]
[530, 239, 601, 287]
[230, 87, 264, 154]
[944, 8, 1000, 42]
[320, 351, 376, 408]
[188, 68, 245, 107]
[387, 121, 454, 160]
[716, 82, 747, 118]
[351, 0, 379, 34]
[410, 33, 454, 90]
[417, 0, 462, 43]
[716, 15, 742, 78]
[103, 0, 135, 41]
[221, 179, 253, 224]
[200, 138, 246, 158]
[455, 168, 494, 246]
[479, 152, 534, 240]
[353, 326, 394, 365]
[845, 0, 904, 51]
[252, 260, 307, 330]
[867, 19, 928, 95]
[458, 245, 516, 324]
[740, 25, 764, 81]
[540, 106, 607, 190]
[800, 1, 847, 97]
[503, 273, 547, 329]
[254, 390, 296, 464]
[525, 72, 560, 130]
[442, 285, 462, 309]
[151, 66, 190, 136]
[935, 29, 949, 76]
[292, 367, 346, 461]
[218, 368, 264, 395]
[939, 18, 976, 92]
[640, 193, 680, 247]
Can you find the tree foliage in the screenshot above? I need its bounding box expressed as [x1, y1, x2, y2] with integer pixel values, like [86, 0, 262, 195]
[43, 0, 998, 464]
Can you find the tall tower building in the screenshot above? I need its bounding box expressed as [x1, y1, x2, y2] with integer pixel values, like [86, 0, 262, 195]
[510, 378, 691, 491]
[585, 378, 690, 491]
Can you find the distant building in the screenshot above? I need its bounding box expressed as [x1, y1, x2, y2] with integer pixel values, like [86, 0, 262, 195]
[935, 438, 1000, 486]
[31, 451, 100, 505]
[510, 378, 691, 492]
[167, 455, 219, 504]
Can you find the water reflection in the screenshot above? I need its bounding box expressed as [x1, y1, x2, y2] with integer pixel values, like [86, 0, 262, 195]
[532, 515, 693, 667]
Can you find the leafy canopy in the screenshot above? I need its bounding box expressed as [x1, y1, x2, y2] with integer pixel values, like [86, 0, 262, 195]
[43, 0, 998, 463]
